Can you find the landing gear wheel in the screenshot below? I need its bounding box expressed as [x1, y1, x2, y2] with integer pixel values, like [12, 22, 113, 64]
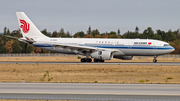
[94, 59, 99, 62]
[87, 58, 92, 62]
[81, 58, 92, 62]
[153, 56, 158, 63]
[153, 59, 157, 63]
[100, 60, 105, 62]
[94, 59, 105, 62]
[81, 58, 87, 62]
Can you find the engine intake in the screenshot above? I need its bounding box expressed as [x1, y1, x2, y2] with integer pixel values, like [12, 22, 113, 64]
[91, 51, 113, 60]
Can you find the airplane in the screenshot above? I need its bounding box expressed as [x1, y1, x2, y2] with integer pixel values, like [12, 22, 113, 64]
[6, 12, 175, 63]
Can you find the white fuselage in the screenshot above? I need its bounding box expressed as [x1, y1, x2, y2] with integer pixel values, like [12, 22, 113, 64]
[32, 38, 174, 56]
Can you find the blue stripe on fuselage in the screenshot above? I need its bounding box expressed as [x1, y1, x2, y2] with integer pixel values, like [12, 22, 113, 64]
[32, 44, 174, 50]
[80, 44, 174, 50]
[33, 44, 52, 47]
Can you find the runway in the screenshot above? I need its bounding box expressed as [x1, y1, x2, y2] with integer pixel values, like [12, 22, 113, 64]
[1, 61, 180, 65]
[0, 83, 180, 100]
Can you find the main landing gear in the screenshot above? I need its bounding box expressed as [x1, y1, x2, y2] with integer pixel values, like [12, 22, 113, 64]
[94, 59, 104, 62]
[81, 58, 92, 62]
[153, 56, 157, 63]
[80, 58, 105, 62]
[80, 52, 105, 62]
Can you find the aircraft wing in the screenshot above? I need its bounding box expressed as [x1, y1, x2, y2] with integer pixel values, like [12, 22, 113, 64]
[53, 44, 119, 53]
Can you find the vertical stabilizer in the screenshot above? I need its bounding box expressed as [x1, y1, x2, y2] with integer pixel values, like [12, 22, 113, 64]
[16, 12, 48, 38]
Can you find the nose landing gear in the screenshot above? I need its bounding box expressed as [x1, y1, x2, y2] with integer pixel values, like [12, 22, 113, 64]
[153, 56, 157, 63]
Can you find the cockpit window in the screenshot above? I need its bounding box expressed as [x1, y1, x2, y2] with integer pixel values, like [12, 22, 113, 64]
[164, 44, 170, 46]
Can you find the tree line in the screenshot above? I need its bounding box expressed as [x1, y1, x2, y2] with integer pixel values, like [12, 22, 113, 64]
[0, 26, 180, 54]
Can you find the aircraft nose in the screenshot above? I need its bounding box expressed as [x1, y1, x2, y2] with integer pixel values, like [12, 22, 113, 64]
[170, 46, 175, 52]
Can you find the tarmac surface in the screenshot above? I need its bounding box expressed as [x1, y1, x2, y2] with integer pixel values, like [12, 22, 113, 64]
[0, 83, 180, 100]
[0, 61, 180, 65]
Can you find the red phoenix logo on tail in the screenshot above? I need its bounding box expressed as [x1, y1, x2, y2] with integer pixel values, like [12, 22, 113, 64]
[19, 19, 30, 33]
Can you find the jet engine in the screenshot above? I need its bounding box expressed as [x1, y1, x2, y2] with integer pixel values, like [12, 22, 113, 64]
[114, 56, 134, 60]
[90, 51, 113, 60]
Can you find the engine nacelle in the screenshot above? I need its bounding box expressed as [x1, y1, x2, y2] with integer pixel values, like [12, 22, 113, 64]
[91, 51, 113, 60]
[114, 56, 134, 60]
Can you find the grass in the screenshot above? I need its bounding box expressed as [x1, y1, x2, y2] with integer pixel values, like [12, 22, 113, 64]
[0, 64, 180, 84]
[0, 56, 180, 84]
[165, 77, 173, 82]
